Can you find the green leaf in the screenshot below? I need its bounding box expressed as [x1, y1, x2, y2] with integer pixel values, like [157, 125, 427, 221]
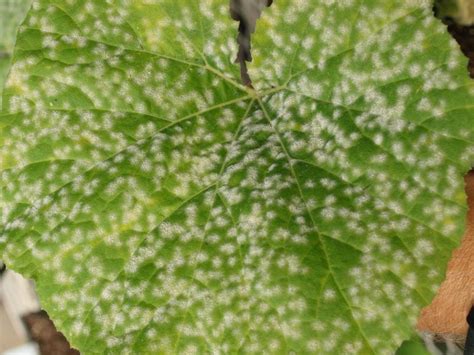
[1, 0, 474, 353]
[396, 337, 430, 355]
[0, 0, 32, 105]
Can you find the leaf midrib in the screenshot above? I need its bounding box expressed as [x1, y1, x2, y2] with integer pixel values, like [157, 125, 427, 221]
[257, 98, 378, 354]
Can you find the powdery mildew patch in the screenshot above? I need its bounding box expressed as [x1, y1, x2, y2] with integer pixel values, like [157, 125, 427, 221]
[0, 0, 474, 354]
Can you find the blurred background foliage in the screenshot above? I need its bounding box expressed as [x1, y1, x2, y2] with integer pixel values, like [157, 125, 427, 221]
[0, 0, 31, 105]
[435, 0, 474, 24]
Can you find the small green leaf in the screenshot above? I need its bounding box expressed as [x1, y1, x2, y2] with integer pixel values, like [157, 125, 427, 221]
[396, 338, 430, 355]
[1, 0, 474, 354]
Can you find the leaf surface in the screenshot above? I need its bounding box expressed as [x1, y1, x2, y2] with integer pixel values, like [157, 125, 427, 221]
[1, 0, 474, 354]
